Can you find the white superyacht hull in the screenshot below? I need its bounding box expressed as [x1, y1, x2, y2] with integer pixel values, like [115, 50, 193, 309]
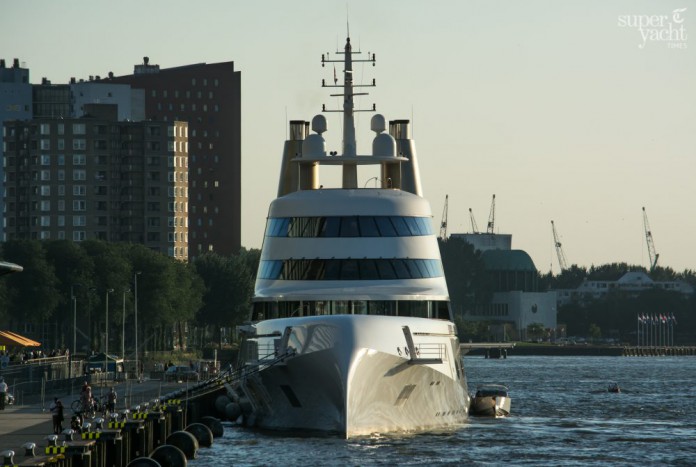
[241, 315, 470, 438]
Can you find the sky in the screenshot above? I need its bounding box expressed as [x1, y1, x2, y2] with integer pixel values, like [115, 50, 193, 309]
[2, 0, 695, 273]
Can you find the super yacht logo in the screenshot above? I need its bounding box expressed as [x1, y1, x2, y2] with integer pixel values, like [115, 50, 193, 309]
[618, 8, 688, 49]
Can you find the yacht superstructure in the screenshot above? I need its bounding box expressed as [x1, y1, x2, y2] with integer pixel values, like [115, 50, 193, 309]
[237, 35, 469, 438]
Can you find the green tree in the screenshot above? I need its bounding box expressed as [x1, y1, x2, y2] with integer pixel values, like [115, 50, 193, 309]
[2, 240, 60, 326]
[194, 252, 255, 345]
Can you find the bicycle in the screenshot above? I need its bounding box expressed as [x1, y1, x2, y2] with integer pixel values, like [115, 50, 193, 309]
[71, 396, 104, 418]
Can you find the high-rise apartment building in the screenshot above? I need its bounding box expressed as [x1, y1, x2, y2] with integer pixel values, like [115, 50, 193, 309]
[1, 58, 32, 218]
[2, 108, 189, 259]
[112, 59, 241, 258]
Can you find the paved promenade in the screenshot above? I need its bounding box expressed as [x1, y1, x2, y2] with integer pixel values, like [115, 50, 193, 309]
[0, 379, 190, 454]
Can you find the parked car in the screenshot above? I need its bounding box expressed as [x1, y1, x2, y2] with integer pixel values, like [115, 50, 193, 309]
[164, 365, 199, 382]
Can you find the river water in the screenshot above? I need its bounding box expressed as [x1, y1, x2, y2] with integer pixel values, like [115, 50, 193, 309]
[195, 356, 696, 466]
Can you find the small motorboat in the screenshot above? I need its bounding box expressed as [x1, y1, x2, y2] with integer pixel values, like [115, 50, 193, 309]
[608, 382, 621, 393]
[470, 384, 511, 417]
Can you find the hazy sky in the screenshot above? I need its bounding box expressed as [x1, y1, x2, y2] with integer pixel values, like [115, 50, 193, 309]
[2, 0, 694, 273]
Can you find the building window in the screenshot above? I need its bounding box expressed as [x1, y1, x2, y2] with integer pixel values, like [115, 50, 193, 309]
[73, 231, 86, 241]
[40, 186, 51, 196]
[40, 170, 50, 181]
[72, 200, 86, 211]
[72, 123, 86, 134]
[73, 185, 86, 196]
[73, 139, 86, 150]
[72, 215, 86, 226]
[40, 231, 51, 240]
[58, 200, 65, 211]
[40, 216, 50, 227]
[58, 231, 65, 239]
[40, 123, 51, 135]
[73, 169, 86, 180]
[40, 200, 51, 211]
[58, 139, 65, 150]
[40, 139, 50, 150]
[58, 154, 65, 165]
[73, 154, 86, 165]
[41, 155, 51, 165]
[58, 124, 65, 135]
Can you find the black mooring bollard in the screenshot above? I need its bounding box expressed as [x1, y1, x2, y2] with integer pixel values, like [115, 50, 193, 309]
[150, 445, 187, 467]
[128, 456, 162, 467]
[200, 416, 224, 438]
[185, 423, 214, 448]
[165, 431, 198, 460]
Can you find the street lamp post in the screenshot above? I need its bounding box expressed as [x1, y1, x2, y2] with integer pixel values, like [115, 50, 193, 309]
[105, 288, 114, 381]
[134, 272, 141, 381]
[70, 283, 81, 379]
[122, 289, 128, 365]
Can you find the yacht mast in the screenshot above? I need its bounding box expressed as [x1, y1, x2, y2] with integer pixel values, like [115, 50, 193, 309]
[321, 36, 376, 188]
[342, 37, 356, 157]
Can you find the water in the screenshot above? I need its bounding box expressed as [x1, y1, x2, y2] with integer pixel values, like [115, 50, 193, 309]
[195, 356, 696, 466]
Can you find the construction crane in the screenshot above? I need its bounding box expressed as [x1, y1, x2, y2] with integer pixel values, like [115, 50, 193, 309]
[551, 220, 568, 272]
[642, 206, 659, 271]
[486, 194, 496, 234]
[468, 208, 479, 234]
[439, 194, 448, 240]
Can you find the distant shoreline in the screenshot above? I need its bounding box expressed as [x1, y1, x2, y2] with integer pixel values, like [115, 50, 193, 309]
[465, 344, 696, 357]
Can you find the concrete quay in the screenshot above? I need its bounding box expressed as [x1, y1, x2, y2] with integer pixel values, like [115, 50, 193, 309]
[0, 379, 194, 455]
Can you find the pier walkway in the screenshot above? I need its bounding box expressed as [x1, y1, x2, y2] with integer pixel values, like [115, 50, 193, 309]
[0, 379, 186, 454]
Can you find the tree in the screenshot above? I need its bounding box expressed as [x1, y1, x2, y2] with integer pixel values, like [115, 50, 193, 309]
[2, 240, 60, 326]
[193, 252, 255, 346]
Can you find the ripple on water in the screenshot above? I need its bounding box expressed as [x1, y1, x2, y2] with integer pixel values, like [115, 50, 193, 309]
[193, 356, 696, 466]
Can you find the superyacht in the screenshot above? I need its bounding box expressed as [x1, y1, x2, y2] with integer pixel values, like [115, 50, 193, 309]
[237, 35, 469, 438]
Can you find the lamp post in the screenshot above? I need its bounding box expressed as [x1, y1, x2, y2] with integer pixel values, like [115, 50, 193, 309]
[134, 271, 141, 381]
[122, 289, 129, 364]
[70, 284, 81, 354]
[104, 288, 114, 380]
[70, 283, 81, 379]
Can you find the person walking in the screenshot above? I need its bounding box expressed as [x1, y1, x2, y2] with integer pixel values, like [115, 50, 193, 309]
[106, 387, 117, 413]
[50, 397, 64, 434]
[0, 377, 7, 410]
[80, 381, 93, 414]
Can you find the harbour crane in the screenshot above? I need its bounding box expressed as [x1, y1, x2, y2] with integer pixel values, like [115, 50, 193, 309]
[469, 208, 479, 234]
[642, 206, 659, 271]
[551, 220, 568, 272]
[439, 194, 448, 240]
[486, 194, 496, 234]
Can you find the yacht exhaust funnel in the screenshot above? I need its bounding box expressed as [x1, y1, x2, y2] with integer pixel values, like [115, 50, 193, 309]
[278, 120, 309, 197]
[389, 120, 422, 196]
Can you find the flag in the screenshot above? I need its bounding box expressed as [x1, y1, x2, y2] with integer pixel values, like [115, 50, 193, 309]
[333, 65, 337, 85]
[661, 314, 667, 323]
[671, 312, 677, 325]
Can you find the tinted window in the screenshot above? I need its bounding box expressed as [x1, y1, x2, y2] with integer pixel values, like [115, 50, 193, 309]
[320, 217, 340, 237]
[375, 217, 397, 236]
[340, 217, 360, 237]
[390, 216, 410, 236]
[358, 217, 380, 237]
[341, 260, 359, 279]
